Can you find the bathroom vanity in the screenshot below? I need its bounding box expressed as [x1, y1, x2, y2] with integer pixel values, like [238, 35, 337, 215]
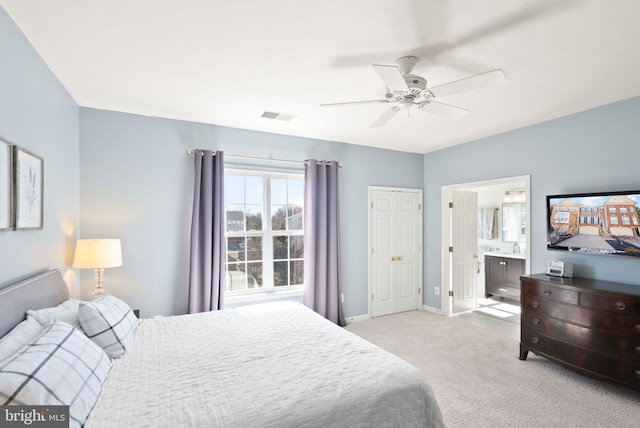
[484, 252, 525, 301]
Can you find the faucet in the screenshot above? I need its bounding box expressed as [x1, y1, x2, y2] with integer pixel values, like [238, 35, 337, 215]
[513, 242, 520, 253]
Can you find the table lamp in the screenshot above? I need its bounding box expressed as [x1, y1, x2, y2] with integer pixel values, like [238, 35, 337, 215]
[73, 239, 122, 298]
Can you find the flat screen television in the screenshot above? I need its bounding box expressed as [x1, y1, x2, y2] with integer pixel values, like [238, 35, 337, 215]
[546, 190, 640, 257]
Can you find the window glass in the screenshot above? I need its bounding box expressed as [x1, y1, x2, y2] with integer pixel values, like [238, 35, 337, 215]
[225, 170, 303, 294]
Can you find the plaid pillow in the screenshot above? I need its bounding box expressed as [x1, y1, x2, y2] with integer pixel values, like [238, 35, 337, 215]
[0, 321, 112, 428]
[78, 295, 138, 359]
[0, 317, 45, 361]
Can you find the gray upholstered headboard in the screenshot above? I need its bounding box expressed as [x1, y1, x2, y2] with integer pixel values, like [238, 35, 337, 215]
[0, 269, 69, 338]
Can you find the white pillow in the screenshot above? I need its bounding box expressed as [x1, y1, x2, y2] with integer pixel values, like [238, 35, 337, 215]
[0, 321, 112, 428]
[27, 299, 83, 330]
[0, 317, 45, 361]
[78, 295, 138, 359]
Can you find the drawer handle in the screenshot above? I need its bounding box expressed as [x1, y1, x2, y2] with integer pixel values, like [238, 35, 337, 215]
[615, 302, 626, 311]
[636, 346, 640, 355]
[498, 288, 509, 292]
[532, 337, 540, 344]
[533, 318, 540, 325]
[636, 324, 640, 333]
[543, 289, 552, 296]
[532, 301, 540, 309]
[636, 370, 640, 379]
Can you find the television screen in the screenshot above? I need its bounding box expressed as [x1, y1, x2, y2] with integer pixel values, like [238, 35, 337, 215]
[547, 190, 640, 257]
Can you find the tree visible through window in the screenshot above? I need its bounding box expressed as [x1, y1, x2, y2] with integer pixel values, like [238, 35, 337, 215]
[224, 170, 304, 293]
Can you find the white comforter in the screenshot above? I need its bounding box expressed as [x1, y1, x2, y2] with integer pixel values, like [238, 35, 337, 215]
[86, 302, 444, 428]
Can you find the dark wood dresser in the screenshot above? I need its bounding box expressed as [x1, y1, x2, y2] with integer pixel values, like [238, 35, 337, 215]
[520, 273, 640, 391]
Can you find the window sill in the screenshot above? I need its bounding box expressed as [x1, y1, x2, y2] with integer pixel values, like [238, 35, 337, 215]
[224, 288, 304, 306]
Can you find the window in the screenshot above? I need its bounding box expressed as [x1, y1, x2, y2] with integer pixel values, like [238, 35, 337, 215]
[554, 212, 569, 223]
[610, 216, 619, 225]
[622, 215, 630, 225]
[224, 169, 304, 294]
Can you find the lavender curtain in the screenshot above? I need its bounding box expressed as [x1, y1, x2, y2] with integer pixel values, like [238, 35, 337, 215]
[303, 160, 346, 326]
[188, 150, 225, 313]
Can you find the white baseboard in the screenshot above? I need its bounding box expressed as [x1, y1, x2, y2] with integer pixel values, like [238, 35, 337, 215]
[345, 314, 370, 324]
[422, 305, 442, 314]
[346, 306, 442, 323]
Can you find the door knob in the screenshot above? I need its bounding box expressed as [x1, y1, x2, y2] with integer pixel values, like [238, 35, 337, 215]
[391, 256, 397, 261]
[397, 256, 404, 261]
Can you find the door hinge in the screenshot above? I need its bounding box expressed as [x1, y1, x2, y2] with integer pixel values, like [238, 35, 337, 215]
[418, 287, 421, 294]
[448, 290, 454, 297]
[419, 203, 421, 210]
[449, 202, 453, 208]
[371, 202, 374, 209]
[448, 246, 454, 253]
[371, 293, 374, 301]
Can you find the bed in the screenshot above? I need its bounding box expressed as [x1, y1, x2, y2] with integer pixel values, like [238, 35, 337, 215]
[0, 269, 445, 427]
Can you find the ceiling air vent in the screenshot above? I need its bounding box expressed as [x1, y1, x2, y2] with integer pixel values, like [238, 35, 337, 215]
[261, 111, 296, 121]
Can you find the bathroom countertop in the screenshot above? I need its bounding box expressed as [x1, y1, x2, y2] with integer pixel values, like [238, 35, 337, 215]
[483, 251, 526, 260]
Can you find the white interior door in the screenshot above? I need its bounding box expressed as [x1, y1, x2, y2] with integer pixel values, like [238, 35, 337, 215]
[371, 190, 396, 317]
[451, 190, 478, 314]
[395, 191, 420, 313]
[370, 188, 422, 317]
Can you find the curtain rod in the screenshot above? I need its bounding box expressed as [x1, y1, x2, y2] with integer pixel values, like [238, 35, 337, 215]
[186, 149, 342, 168]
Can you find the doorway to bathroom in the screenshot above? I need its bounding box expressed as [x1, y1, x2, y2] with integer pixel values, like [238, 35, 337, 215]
[440, 175, 531, 320]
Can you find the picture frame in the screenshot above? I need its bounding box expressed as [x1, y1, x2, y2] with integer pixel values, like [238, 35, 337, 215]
[13, 146, 43, 230]
[0, 138, 12, 231]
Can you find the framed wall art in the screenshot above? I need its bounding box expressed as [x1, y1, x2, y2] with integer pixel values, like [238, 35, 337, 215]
[0, 138, 11, 231]
[14, 146, 43, 230]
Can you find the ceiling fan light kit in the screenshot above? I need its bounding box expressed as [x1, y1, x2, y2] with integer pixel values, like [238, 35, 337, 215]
[321, 55, 507, 127]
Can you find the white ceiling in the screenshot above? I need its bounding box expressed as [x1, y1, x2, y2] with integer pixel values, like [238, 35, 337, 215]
[3, 0, 640, 154]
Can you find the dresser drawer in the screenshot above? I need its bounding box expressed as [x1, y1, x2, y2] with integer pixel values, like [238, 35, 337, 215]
[621, 363, 640, 388]
[522, 282, 578, 305]
[579, 292, 640, 316]
[522, 312, 640, 360]
[522, 294, 640, 333]
[521, 329, 621, 380]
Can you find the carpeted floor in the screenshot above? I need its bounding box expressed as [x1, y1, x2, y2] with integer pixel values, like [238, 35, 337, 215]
[345, 310, 640, 428]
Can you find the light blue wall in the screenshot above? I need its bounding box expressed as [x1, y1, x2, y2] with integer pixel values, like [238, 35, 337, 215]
[0, 7, 79, 290]
[79, 108, 424, 317]
[423, 97, 640, 309]
[4, 4, 639, 316]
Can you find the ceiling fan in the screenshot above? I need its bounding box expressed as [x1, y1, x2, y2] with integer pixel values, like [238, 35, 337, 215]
[320, 56, 506, 127]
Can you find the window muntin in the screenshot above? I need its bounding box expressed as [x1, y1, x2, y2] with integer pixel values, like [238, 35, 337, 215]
[225, 170, 304, 293]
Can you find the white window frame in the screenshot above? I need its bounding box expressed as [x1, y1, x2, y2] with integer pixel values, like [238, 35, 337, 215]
[224, 166, 305, 301]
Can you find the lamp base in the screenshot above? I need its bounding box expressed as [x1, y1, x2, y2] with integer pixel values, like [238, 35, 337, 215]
[87, 268, 108, 300]
[88, 286, 108, 300]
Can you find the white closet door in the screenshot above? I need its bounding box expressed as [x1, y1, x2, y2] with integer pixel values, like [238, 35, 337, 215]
[370, 188, 422, 317]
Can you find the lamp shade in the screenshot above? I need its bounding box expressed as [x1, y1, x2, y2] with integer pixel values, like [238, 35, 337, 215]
[73, 239, 122, 269]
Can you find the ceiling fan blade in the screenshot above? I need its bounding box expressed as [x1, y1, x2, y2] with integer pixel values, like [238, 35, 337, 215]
[370, 107, 400, 128]
[428, 69, 506, 99]
[320, 99, 389, 108]
[417, 101, 469, 119]
[372, 64, 409, 93]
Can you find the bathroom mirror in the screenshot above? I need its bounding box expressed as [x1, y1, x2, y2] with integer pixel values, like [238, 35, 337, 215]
[502, 203, 526, 243]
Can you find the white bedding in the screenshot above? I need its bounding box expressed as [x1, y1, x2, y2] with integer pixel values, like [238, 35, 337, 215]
[86, 302, 444, 428]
